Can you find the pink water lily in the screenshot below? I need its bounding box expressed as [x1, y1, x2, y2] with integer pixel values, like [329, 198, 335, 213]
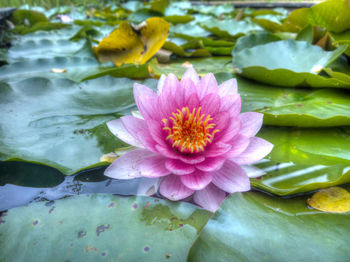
[105, 68, 273, 212]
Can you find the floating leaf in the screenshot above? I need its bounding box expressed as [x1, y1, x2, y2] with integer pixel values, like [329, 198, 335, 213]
[94, 17, 169, 66]
[148, 57, 233, 78]
[308, 0, 350, 34]
[307, 187, 350, 213]
[232, 32, 281, 53]
[0, 194, 211, 262]
[188, 190, 350, 262]
[164, 15, 194, 24]
[200, 19, 263, 38]
[251, 161, 350, 196]
[252, 8, 310, 33]
[10, 9, 48, 26]
[0, 76, 157, 174]
[162, 41, 210, 57]
[258, 126, 350, 166]
[232, 40, 349, 88]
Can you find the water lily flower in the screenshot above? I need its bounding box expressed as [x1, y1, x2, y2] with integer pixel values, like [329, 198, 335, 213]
[104, 68, 273, 212]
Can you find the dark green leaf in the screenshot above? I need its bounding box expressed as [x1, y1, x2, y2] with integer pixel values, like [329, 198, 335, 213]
[0, 194, 211, 262]
[188, 190, 350, 262]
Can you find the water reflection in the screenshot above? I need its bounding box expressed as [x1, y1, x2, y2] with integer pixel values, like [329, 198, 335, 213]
[0, 162, 141, 211]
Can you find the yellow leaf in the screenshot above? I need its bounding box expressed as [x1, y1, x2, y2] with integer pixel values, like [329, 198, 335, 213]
[94, 17, 169, 66]
[307, 187, 350, 213]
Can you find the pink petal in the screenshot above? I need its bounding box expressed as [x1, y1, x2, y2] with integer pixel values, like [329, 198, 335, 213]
[193, 184, 226, 212]
[181, 67, 199, 85]
[165, 159, 195, 175]
[213, 111, 230, 132]
[146, 120, 167, 146]
[180, 170, 212, 190]
[239, 112, 263, 138]
[212, 160, 250, 193]
[186, 93, 200, 111]
[204, 142, 232, 157]
[106, 119, 143, 148]
[181, 78, 197, 101]
[159, 175, 194, 201]
[195, 157, 226, 172]
[136, 130, 158, 153]
[200, 93, 221, 116]
[197, 73, 218, 99]
[159, 74, 179, 117]
[121, 115, 145, 140]
[231, 137, 273, 165]
[104, 149, 155, 179]
[139, 155, 171, 178]
[218, 78, 238, 97]
[134, 83, 160, 120]
[215, 117, 241, 143]
[155, 144, 206, 164]
[226, 134, 250, 158]
[220, 94, 241, 117]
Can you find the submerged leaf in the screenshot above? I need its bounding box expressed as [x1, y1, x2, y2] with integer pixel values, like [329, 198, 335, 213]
[308, 187, 350, 213]
[94, 17, 169, 66]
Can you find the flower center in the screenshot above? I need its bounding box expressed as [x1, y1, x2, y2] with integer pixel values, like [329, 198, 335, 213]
[162, 107, 219, 153]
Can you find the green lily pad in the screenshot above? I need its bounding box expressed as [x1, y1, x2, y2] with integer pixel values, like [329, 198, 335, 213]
[10, 9, 48, 26]
[164, 15, 194, 24]
[232, 40, 349, 88]
[251, 161, 350, 196]
[171, 21, 211, 39]
[308, 0, 350, 34]
[0, 76, 157, 175]
[232, 32, 281, 54]
[215, 73, 350, 127]
[188, 190, 350, 262]
[149, 57, 233, 78]
[258, 126, 350, 166]
[0, 56, 149, 83]
[200, 19, 263, 38]
[12, 22, 70, 35]
[162, 41, 211, 58]
[0, 194, 211, 262]
[330, 30, 350, 57]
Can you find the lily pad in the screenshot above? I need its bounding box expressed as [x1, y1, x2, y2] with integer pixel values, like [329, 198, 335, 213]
[308, 0, 350, 34]
[188, 190, 350, 262]
[0, 194, 211, 262]
[215, 73, 350, 127]
[0, 76, 157, 174]
[232, 40, 349, 88]
[258, 126, 350, 166]
[232, 32, 281, 54]
[250, 161, 350, 196]
[200, 19, 263, 38]
[149, 57, 233, 78]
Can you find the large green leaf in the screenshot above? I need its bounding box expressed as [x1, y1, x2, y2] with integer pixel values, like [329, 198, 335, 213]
[200, 19, 263, 38]
[0, 76, 157, 175]
[188, 190, 350, 262]
[232, 32, 281, 54]
[216, 73, 350, 127]
[248, 125, 350, 195]
[250, 161, 350, 196]
[258, 126, 350, 166]
[149, 57, 233, 78]
[0, 194, 211, 262]
[308, 0, 350, 34]
[232, 40, 349, 88]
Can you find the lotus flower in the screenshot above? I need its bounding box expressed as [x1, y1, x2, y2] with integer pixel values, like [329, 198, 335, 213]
[105, 68, 273, 212]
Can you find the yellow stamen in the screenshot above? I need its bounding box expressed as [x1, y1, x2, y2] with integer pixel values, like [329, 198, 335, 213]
[162, 106, 220, 153]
